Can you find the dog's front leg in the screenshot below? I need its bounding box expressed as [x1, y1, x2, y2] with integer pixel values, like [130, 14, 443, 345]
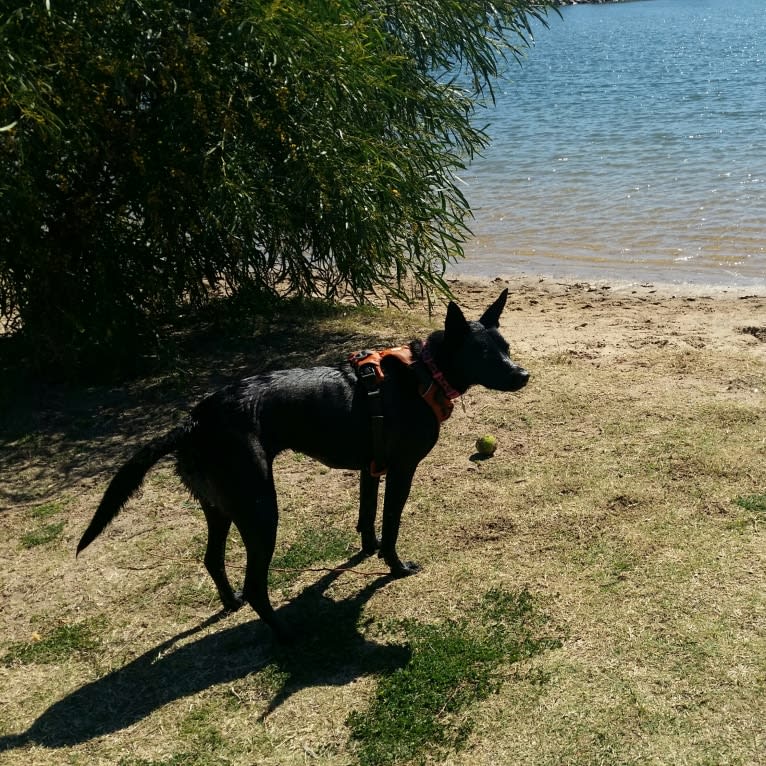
[357, 470, 380, 555]
[379, 465, 421, 577]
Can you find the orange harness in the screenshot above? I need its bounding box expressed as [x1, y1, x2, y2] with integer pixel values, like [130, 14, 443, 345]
[349, 344, 459, 476]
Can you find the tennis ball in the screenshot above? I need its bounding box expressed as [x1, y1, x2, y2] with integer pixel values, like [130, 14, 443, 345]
[475, 434, 497, 457]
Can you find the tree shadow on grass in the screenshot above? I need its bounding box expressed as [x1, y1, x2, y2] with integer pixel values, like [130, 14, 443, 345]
[0, 297, 397, 509]
[0, 553, 408, 752]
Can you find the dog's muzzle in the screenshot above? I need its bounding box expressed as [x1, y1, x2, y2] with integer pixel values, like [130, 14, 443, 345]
[510, 367, 530, 391]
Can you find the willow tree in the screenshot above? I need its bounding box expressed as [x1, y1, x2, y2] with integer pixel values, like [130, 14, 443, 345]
[0, 0, 551, 372]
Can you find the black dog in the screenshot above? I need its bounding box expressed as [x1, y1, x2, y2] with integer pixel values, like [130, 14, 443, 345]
[77, 289, 529, 640]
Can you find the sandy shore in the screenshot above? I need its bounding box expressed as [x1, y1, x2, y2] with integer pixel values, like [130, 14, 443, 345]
[447, 273, 766, 376]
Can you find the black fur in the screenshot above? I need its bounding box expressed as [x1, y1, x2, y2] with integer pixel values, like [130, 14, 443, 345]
[77, 290, 529, 641]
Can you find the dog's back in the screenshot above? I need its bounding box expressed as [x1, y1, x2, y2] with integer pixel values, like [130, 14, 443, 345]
[186, 365, 369, 470]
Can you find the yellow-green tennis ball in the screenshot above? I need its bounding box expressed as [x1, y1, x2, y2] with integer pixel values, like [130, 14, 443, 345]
[476, 435, 497, 456]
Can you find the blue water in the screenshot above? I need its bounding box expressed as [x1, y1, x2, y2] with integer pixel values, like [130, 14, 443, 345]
[459, 0, 766, 288]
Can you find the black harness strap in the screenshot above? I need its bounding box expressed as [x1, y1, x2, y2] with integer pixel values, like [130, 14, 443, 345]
[351, 353, 388, 477]
[349, 351, 386, 478]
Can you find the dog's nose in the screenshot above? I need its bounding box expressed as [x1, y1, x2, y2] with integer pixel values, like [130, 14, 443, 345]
[518, 368, 530, 380]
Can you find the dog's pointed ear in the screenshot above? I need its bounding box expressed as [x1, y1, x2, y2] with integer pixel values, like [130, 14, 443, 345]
[479, 288, 508, 329]
[445, 301, 470, 338]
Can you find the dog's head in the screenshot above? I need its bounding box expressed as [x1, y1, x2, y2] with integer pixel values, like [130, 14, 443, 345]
[440, 288, 529, 393]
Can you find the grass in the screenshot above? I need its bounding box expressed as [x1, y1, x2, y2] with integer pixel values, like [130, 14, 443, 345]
[269, 526, 357, 588]
[348, 589, 561, 766]
[735, 493, 766, 513]
[2, 620, 102, 667]
[28, 500, 67, 519]
[20, 520, 66, 548]
[18, 500, 68, 548]
[0, 279, 765, 765]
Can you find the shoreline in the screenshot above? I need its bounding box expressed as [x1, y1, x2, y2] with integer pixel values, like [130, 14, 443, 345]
[553, 0, 634, 5]
[446, 270, 766, 300]
[454, 244, 766, 296]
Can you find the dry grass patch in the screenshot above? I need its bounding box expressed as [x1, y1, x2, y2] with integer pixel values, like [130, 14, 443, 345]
[1, 278, 765, 765]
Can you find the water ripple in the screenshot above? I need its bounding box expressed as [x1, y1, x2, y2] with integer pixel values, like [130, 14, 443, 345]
[462, 0, 766, 287]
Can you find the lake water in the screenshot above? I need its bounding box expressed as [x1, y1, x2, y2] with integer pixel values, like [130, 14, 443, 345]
[458, 0, 766, 288]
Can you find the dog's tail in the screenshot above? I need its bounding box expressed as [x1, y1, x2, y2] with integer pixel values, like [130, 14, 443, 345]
[76, 425, 188, 555]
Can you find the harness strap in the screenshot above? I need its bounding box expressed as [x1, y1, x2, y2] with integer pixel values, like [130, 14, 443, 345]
[349, 343, 459, 476]
[354, 359, 387, 477]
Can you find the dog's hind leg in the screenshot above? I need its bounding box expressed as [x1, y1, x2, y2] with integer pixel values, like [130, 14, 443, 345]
[235, 487, 286, 640]
[216, 439, 288, 639]
[200, 501, 243, 613]
[192, 437, 287, 640]
[357, 470, 380, 555]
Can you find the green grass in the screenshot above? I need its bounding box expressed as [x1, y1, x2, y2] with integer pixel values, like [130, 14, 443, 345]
[735, 493, 766, 513]
[18, 499, 68, 548]
[118, 752, 227, 766]
[270, 526, 356, 587]
[28, 500, 66, 519]
[119, 756, 203, 766]
[20, 520, 65, 548]
[348, 589, 562, 766]
[2, 620, 102, 667]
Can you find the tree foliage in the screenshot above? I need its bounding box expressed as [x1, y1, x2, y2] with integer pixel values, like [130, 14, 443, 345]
[0, 0, 551, 373]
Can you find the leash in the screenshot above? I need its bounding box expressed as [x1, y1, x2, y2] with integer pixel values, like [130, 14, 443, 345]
[272, 565, 391, 577]
[115, 557, 391, 578]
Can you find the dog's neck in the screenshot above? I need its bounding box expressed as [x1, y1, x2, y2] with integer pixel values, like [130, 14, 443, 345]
[420, 340, 462, 401]
[418, 333, 469, 397]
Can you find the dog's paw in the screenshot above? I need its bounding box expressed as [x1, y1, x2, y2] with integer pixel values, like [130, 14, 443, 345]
[361, 535, 381, 556]
[223, 592, 246, 613]
[388, 560, 421, 578]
